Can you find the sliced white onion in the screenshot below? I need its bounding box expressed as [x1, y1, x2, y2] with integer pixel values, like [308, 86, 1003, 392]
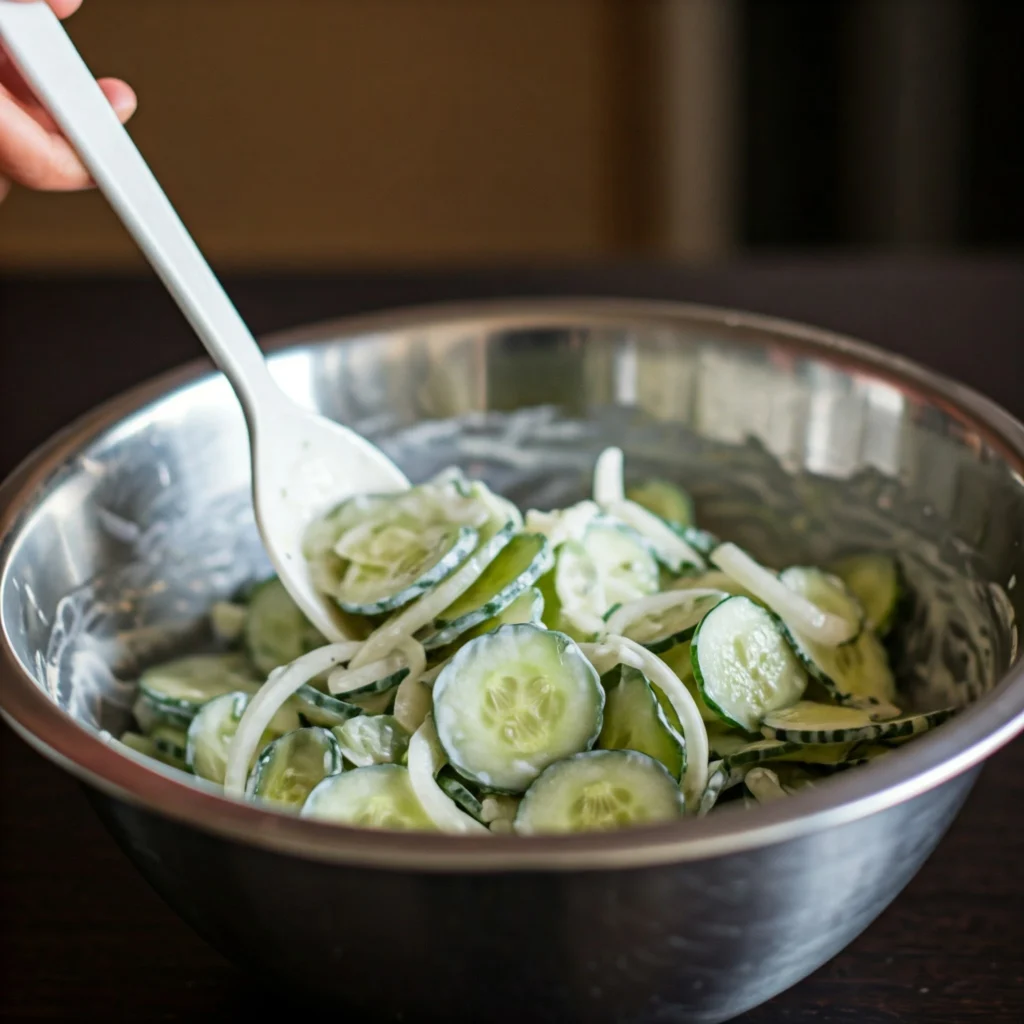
[593, 446, 625, 505]
[712, 542, 856, 646]
[407, 717, 489, 834]
[350, 532, 508, 669]
[606, 499, 705, 573]
[604, 588, 727, 641]
[223, 642, 361, 796]
[327, 654, 404, 696]
[580, 635, 709, 813]
[395, 636, 426, 682]
[392, 637, 431, 733]
[421, 662, 447, 686]
[524, 500, 601, 550]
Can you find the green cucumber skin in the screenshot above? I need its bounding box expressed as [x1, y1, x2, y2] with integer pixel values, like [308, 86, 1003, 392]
[690, 598, 806, 733]
[514, 749, 684, 834]
[422, 533, 553, 650]
[244, 577, 324, 675]
[831, 553, 905, 638]
[761, 708, 952, 745]
[248, 727, 343, 804]
[433, 623, 605, 794]
[436, 769, 487, 824]
[336, 525, 479, 616]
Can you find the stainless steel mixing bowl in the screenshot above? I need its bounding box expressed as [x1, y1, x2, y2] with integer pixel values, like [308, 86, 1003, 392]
[2, 300, 1023, 1023]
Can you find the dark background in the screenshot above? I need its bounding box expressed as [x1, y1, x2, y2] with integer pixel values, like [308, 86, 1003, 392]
[740, 0, 1022, 249]
[0, 0, 1020, 269]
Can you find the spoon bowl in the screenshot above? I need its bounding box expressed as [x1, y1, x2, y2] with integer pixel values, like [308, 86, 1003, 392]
[251, 390, 408, 640]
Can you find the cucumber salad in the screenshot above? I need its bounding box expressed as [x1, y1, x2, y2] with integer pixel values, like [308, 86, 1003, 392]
[118, 448, 952, 835]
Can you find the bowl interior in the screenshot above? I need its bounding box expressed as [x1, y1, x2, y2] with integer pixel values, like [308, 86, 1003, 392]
[2, 304, 1021, 757]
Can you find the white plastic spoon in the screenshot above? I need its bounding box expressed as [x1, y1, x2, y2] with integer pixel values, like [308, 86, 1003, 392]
[0, 1, 410, 642]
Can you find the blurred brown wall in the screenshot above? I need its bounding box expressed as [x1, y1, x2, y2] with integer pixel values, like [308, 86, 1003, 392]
[0, 0, 664, 270]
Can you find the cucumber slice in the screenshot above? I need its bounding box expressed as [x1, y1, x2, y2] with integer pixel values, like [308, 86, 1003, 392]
[658, 642, 720, 724]
[771, 741, 860, 766]
[535, 568, 563, 631]
[131, 694, 168, 734]
[780, 567, 864, 644]
[679, 526, 719, 558]
[245, 577, 326, 675]
[698, 760, 733, 816]
[604, 589, 727, 653]
[597, 666, 686, 780]
[553, 540, 604, 639]
[514, 750, 684, 834]
[705, 722, 760, 758]
[138, 653, 260, 725]
[336, 524, 479, 615]
[186, 690, 300, 785]
[248, 727, 343, 808]
[775, 566, 896, 705]
[760, 700, 881, 743]
[722, 738, 800, 768]
[845, 741, 895, 764]
[555, 520, 659, 639]
[691, 596, 808, 732]
[832, 553, 903, 636]
[327, 650, 409, 703]
[118, 731, 157, 757]
[293, 684, 364, 727]
[432, 623, 605, 792]
[605, 500, 705, 575]
[332, 714, 410, 767]
[583, 519, 661, 606]
[301, 764, 436, 831]
[427, 586, 545, 664]
[420, 532, 552, 650]
[626, 478, 694, 527]
[436, 767, 487, 824]
[875, 708, 955, 743]
[303, 493, 397, 560]
[150, 724, 189, 771]
[210, 600, 248, 643]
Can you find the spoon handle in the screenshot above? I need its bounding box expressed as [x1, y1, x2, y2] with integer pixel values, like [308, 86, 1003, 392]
[0, 1, 280, 424]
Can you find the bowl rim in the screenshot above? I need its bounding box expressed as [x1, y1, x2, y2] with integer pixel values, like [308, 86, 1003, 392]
[2, 296, 1023, 873]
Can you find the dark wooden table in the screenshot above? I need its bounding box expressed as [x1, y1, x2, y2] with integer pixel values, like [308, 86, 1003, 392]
[1, 260, 1022, 1022]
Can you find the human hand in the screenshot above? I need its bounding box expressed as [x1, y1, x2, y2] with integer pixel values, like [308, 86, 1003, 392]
[0, 0, 136, 201]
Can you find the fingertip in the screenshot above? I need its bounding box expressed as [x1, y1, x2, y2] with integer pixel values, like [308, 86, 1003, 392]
[14, 1, 85, 17]
[98, 78, 137, 121]
[47, 0, 84, 19]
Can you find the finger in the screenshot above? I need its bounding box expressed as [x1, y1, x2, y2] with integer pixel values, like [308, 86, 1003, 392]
[0, 67, 136, 133]
[0, 81, 136, 191]
[11, 0, 84, 18]
[0, 173, 11, 204]
[0, 91, 89, 189]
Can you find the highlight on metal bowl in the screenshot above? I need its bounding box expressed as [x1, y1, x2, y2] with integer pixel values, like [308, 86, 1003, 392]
[120, 448, 951, 835]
